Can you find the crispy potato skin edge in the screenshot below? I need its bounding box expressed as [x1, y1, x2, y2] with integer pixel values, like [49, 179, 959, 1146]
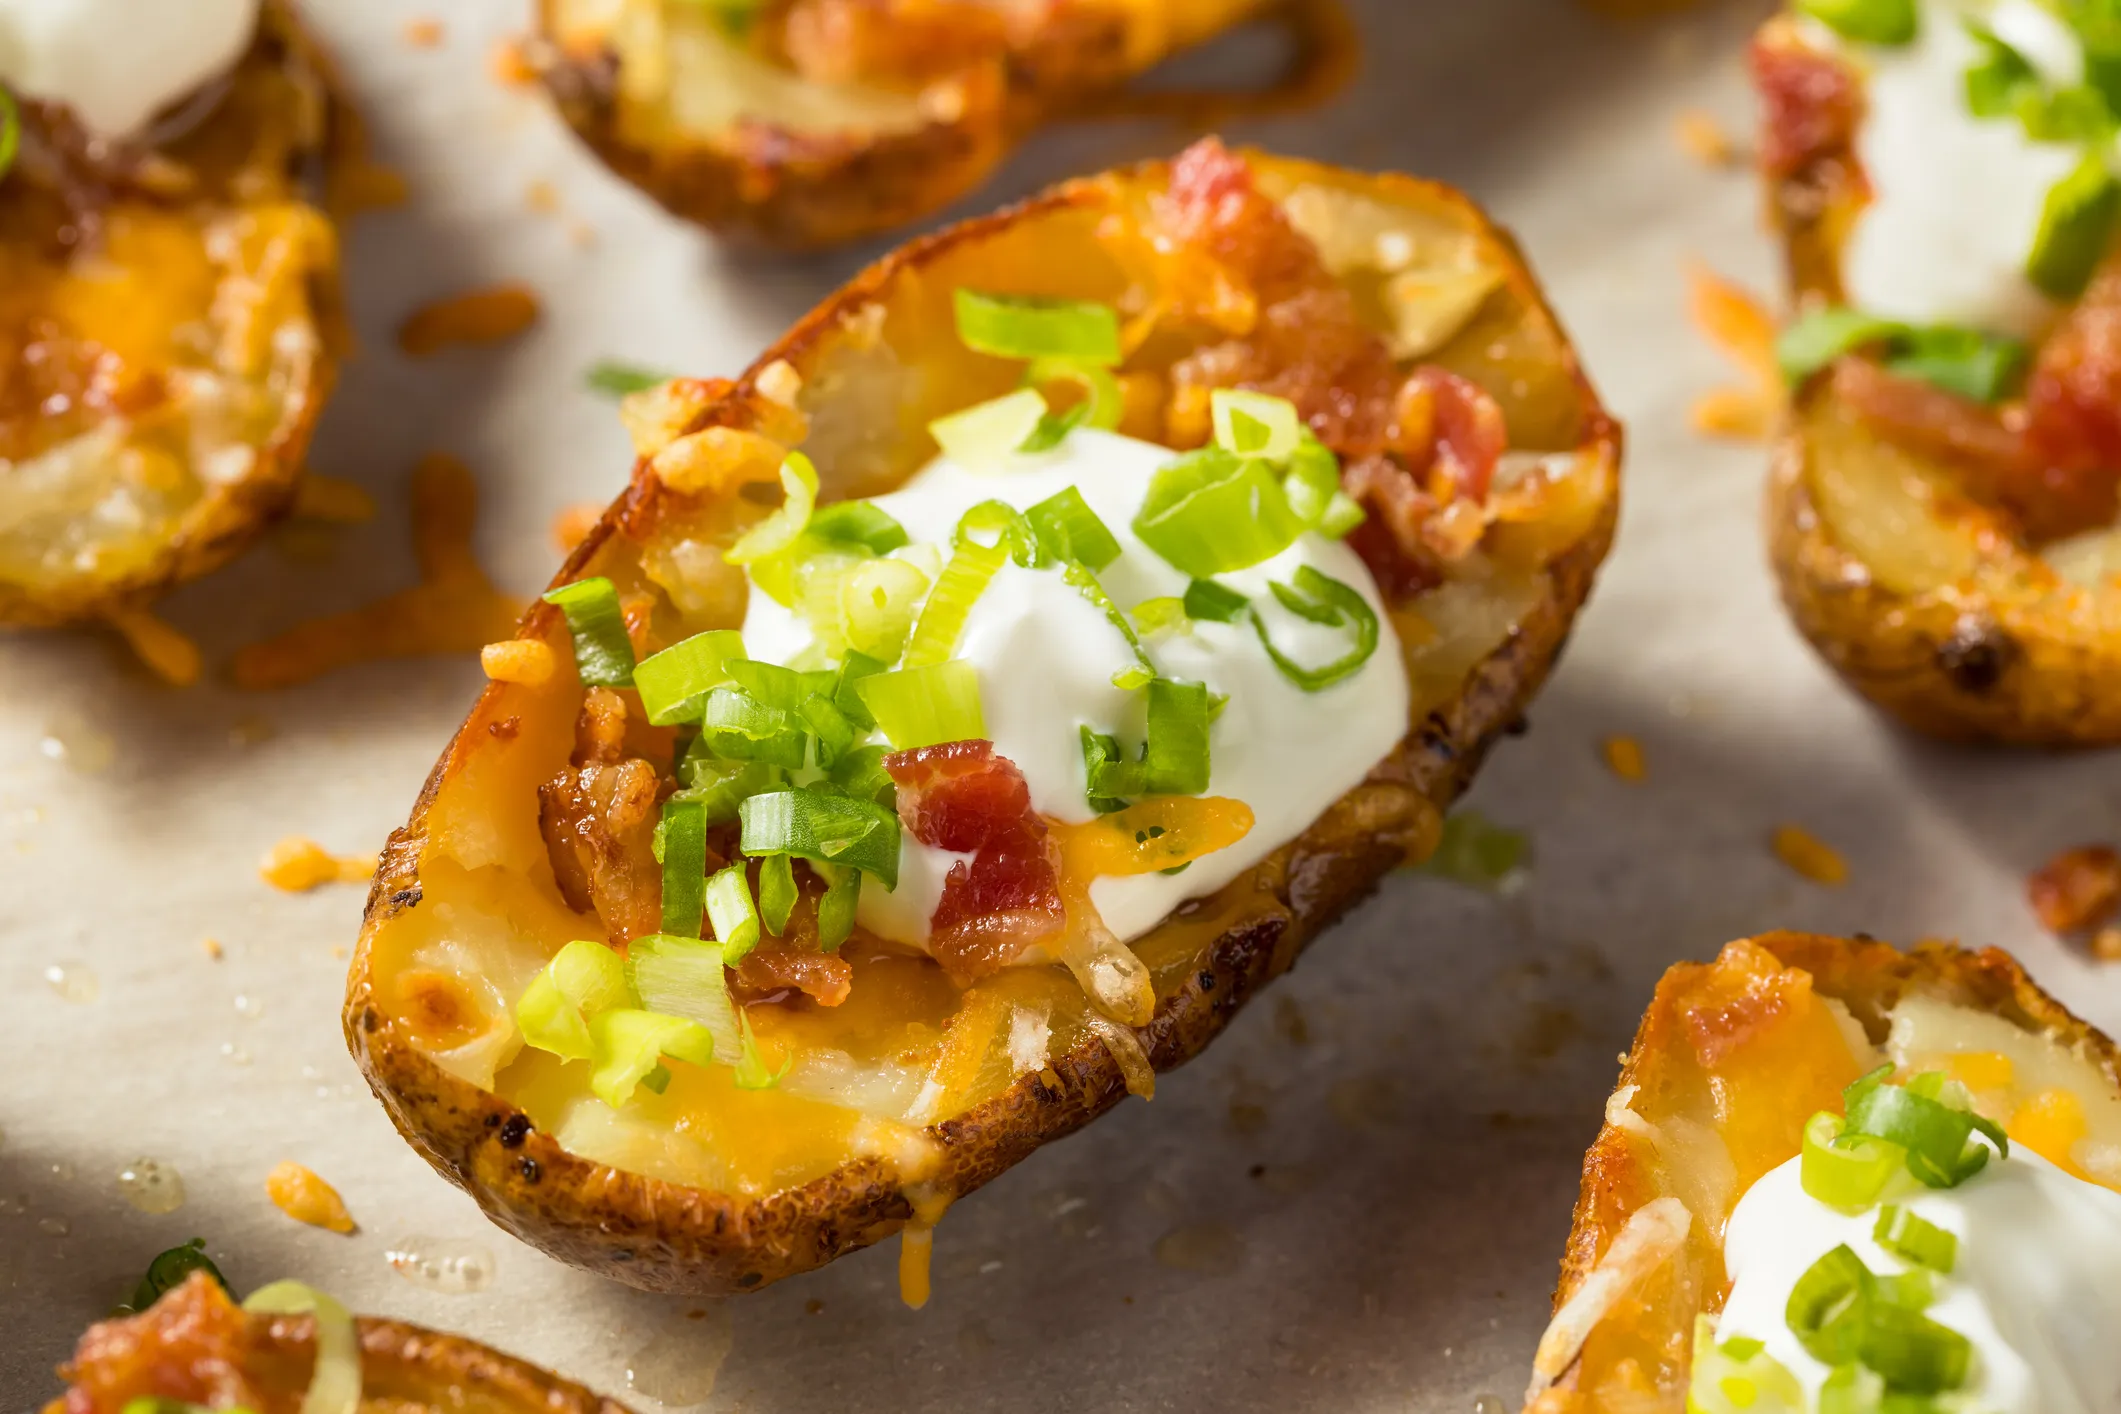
[1543, 931, 2121, 1400]
[255, 1313, 638, 1414]
[0, 0, 352, 629]
[344, 154, 1622, 1296]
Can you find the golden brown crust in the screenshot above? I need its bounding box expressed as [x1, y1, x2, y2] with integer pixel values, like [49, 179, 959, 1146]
[345, 148, 1622, 1295]
[0, 0, 349, 628]
[533, 0, 1273, 249]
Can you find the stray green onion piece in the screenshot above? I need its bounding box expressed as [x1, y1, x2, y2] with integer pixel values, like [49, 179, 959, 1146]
[583, 360, 672, 397]
[541, 577, 636, 688]
[930, 389, 1050, 470]
[2029, 151, 2121, 301]
[955, 289, 1123, 365]
[857, 660, 986, 750]
[1794, 0, 1918, 46]
[241, 1281, 361, 1414]
[516, 940, 631, 1063]
[626, 932, 741, 1065]
[1420, 809, 1529, 889]
[1026, 485, 1123, 571]
[1134, 446, 1305, 578]
[901, 538, 1009, 668]
[725, 451, 821, 565]
[1211, 389, 1303, 462]
[808, 500, 911, 555]
[1252, 565, 1381, 692]
[126, 1237, 228, 1314]
[1801, 1110, 1903, 1211]
[634, 629, 746, 726]
[705, 863, 763, 963]
[659, 797, 709, 938]
[739, 787, 903, 889]
[1026, 357, 1124, 432]
[588, 1009, 716, 1109]
[0, 86, 21, 185]
[1875, 1205, 1957, 1274]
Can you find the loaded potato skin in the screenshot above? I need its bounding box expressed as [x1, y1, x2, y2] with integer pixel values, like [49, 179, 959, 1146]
[345, 141, 1621, 1296]
[0, 0, 346, 630]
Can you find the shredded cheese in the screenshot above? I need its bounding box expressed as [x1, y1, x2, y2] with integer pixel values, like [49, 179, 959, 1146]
[106, 608, 202, 688]
[1601, 734, 1648, 783]
[481, 638, 556, 686]
[265, 1161, 357, 1233]
[1687, 265, 1784, 442]
[292, 473, 377, 524]
[396, 284, 541, 357]
[1526, 1196, 1692, 1403]
[1772, 824, 1848, 886]
[259, 836, 377, 892]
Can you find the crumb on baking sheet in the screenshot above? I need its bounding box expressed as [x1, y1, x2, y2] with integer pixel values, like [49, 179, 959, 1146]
[2028, 844, 2121, 941]
[1674, 109, 1738, 167]
[1688, 265, 1783, 441]
[490, 35, 538, 87]
[1772, 823, 1847, 885]
[1601, 734, 1647, 783]
[107, 608, 202, 688]
[292, 473, 376, 524]
[552, 501, 603, 553]
[201, 937, 224, 961]
[397, 283, 541, 357]
[266, 1161, 357, 1233]
[260, 836, 377, 891]
[231, 454, 526, 690]
[402, 17, 443, 47]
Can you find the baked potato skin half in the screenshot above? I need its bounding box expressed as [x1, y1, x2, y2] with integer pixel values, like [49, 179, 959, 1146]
[345, 145, 1621, 1296]
[47, 1272, 635, 1414]
[1532, 932, 2121, 1412]
[1757, 15, 2121, 746]
[0, 0, 346, 629]
[534, 0, 1271, 249]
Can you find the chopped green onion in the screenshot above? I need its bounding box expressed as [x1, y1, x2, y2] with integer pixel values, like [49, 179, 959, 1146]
[1132, 596, 1191, 638]
[808, 500, 909, 555]
[931, 389, 1050, 470]
[955, 499, 1042, 567]
[588, 1008, 716, 1109]
[1025, 485, 1122, 571]
[954, 289, 1123, 365]
[2017, 82, 2119, 144]
[584, 360, 671, 397]
[625, 933, 740, 1064]
[1686, 1315, 1806, 1414]
[1802, 1110, 1904, 1211]
[121, 1399, 238, 1414]
[1025, 357, 1124, 431]
[1252, 565, 1381, 692]
[902, 538, 1008, 668]
[1843, 1067, 2007, 1188]
[1420, 809, 1529, 888]
[2031, 151, 2121, 300]
[1887, 325, 2028, 404]
[699, 686, 809, 769]
[1020, 401, 1092, 454]
[1143, 678, 1212, 795]
[1874, 1205, 1958, 1274]
[733, 1009, 789, 1090]
[1965, 21, 2035, 119]
[705, 863, 762, 963]
[1183, 578, 1249, 623]
[1059, 560, 1156, 690]
[834, 557, 928, 663]
[1281, 436, 1341, 522]
[517, 940, 632, 1062]
[725, 659, 812, 711]
[816, 863, 861, 951]
[634, 630, 746, 726]
[857, 660, 986, 750]
[659, 797, 708, 938]
[828, 744, 897, 805]
[542, 577, 636, 688]
[1858, 1302, 1972, 1394]
[1211, 389, 1303, 461]
[1134, 446, 1305, 578]
[800, 692, 858, 768]
[1317, 491, 1367, 539]
[1785, 1245, 1973, 1395]
[674, 752, 782, 818]
[833, 650, 888, 727]
[1787, 1244, 1876, 1365]
[1778, 308, 1910, 386]
[241, 1282, 359, 1414]
[740, 787, 902, 888]
[759, 852, 798, 934]
[1794, 0, 1917, 45]
[1080, 727, 1134, 813]
[725, 452, 820, 565]
[127, 1238, 227, 1314]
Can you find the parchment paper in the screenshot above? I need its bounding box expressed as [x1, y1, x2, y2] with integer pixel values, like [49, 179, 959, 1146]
[10, 0, 2121, 1409]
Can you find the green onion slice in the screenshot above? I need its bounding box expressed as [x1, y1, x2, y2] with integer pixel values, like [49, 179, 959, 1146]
[1801, 1109, 1904, 1211]
[931, 389, 1050, 470]
[1252, 565, 1381, 692]
[1079, 727, 1134, 813]
[1843, 1067, 2008, 1188]
[1886, 325, 2028, 404]
[833, 650, 888, 728]
[1778, 307, 1910, 386]
[1686, 1315, 1805, 1414]
[659, 797, 709, 938]
[955, 499, 1042, 567]
[584, 360, 671, 397]
[1794, 0, 1918, 45]
[705, 863, 762, 963]
[808, 500, 910, 555]
[1132, 596, 1190, 638]
[800, 692, 858, 768]
[816, 863, 861, 952]
[0, 86, 19, 185]
[675, 752, 782, 818]
[1874, 1205, 1958, 1274]
[242, 1282, 360, 1414]
[1061, 561, 1157, 691]
[542, 577, 636, 688]
[955, 289, 1123, 365]
[626, 933, 741, 1064]
[725, 659, 812, 711]
[759, 852, 798, 934]
[1026, 357, 1124, 431]
[1786, 1244, 1876, 1365]
[2030, 151, 2121, 301]
[733, 1009, 790, 1090]
[725, 452, 820, 565]
[834, 557, 927, 665]
[1085, 678, 1214, 799]
[1183, 578, 1249, 623]
[828, 744, 896, 805]
[588, 1008, 716, 1109]
[740, 787, 903, 889]
[516, 940, 632, 1062]
[1134, 446, 1306, 578]
[1858, 1301, 1972, 1394]
[635, 630, 746, 726]
[127, 1238, 227, 1314]
[902, 537, 1009, 668]
[1817, 1362, 1885, 1414]
[1026, 485, 1123, 571]
[1211, 389, 1303, 461]
[699, 686, 809, 769]
[857, 660, 986, 750]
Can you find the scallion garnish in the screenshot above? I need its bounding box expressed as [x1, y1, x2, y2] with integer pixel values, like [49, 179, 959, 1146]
[955, 499, 1042, 567]
[659, 797, 709, 939]
[726, 452, 820, 565]
[1794, 0, 1917, 45]
[705, 863, 762, 963]
[1777, 306, 2028, 404]
[635, 629, 746, 726]
[1183, 578, 1249, 624]
[1420, 809, 1529, 888]
[542, 577, 636, 688]
[1085, 678, 1214, 799]
[0, 86, 21, 185]
[1785, 1246, 1973, 1397]
[725, 659, 812, 711]
[1131, 596, 1191, 638]
[902, 537, 1008, 667]
[1080, 727, 1134, 813]
[930, 389, 1051, 470]
[1025, 357, 1124, 432]
[1686, 1315, 1804, 1414]
[1842, 1067, 2008, 1188]
[856, 660, 986, 750]
[1133, 446, 1305, 578]
[828, 744, 896, 805]
[626, 933, 741, 1064]
[739, 787, 902, 888]
[516, 940, 631, 1062]
[675, 753, 781, 818]
[1025, 485, 1122, 571]
[588, 1009, 716, 1109]
[733, 1009, 789, 1090]
[816, 863, 861, 952]
[833, 651, 888, 728]
[126, 1238, 228, 1315]
[800, 692, 858, 768]
[241, 1282, 360, 1414]
[954, 289, 1123, 365]
[2029, 151, 2121, 300]
[1211, 389, 1303, 461]
[1817, 1361, 1885, 1414]
[1801, 1110, 1902, 1210]
[807, 500, 910, 555]
[584, 360, 672, 397]
[1874, 1204, 1957, 1273]
[700, 686, 809, 769]
[758, 852, 798, 934]
[1251, 566, 1381, 692]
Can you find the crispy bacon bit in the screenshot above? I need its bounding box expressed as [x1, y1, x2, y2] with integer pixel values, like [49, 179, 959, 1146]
[1400, 366, 1507, 504]
[1750, 31, 1859, 179]
[883, 740, 1062, 981]
[59, 1272, 264, 1414]
[2028, 844, 2121, 936]
[733, 946, 855, 1008]
[2022, 263, 2121, 537]
[538, 688, 664, 942]
[1674, 939, 1815, 1069]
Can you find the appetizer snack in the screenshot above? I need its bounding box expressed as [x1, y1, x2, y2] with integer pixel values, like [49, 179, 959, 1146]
[346, 139, 1620, 1297]
[48, 1270, 631, 1414]
[0, 0, 344, 629]
[1758, 0, 2121, 743]
[533, 0, 1273, 247]
[1527, 932, 2121, 1413]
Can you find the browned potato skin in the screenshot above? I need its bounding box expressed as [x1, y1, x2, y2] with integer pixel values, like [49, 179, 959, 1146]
[1759, 15, 2121, 746]
[345, 150, 1622, 1295]
[1540, 932, 2121, 1409]
[0, 0, 349, 628]
[534, 0, 1273, 249]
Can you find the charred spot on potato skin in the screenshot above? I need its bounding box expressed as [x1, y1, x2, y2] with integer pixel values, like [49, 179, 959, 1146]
[737, 1271, 763, 1288]
[487, 715, 522, 741]
[518, 1156, 541, 1183]
[1197, 970, 1216, 992]
[498, 1114, 532, 1148]
[388, 884, 422, 913]
[1936, 619, 2018, 695]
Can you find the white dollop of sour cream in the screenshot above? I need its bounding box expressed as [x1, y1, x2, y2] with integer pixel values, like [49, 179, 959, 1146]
[0, 0, 261, 138]
[1715, 1146, 2121, 1412]
[742, 428, 1409, 955]
[1831, 0, 2087, 340]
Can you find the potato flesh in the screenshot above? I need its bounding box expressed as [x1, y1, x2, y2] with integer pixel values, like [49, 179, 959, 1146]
[369, 163, 1608, 1198]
